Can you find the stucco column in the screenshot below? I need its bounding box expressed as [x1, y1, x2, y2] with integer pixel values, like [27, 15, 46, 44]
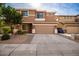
[32, 28, 35, 33]
[32, 25, 35, 33]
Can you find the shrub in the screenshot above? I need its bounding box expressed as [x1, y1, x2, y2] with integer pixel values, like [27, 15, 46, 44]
[2, 26, 11, 34]
[17, 30, 26, 34]
[1, 34, 10, 40]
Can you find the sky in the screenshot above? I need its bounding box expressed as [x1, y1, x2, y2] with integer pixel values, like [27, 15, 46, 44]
[6, 3, 79, 15]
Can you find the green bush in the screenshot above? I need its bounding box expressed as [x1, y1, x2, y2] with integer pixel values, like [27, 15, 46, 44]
[0, 19, 5, 27]
[1, 34, 10, 40]
[2, 26, 11, 34]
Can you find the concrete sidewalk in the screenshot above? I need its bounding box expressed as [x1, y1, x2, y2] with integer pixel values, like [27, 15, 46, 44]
[0, 34, 79, 56]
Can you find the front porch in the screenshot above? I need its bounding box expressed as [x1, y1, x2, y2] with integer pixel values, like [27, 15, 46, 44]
[22, 23, 33, 33]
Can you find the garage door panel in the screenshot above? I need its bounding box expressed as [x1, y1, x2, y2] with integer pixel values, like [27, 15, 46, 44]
[35, 25, 54, 34]
[66, 27, 79, 34]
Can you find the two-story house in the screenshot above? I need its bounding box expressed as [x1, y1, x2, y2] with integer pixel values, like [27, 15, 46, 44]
[57, 15, 79, 34]
[16, 9, 79, 34]
[16, 9, 57, 34]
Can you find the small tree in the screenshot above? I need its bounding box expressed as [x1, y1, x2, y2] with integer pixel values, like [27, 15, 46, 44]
[2, 6, 22, 33]
[12, 12, 22, 24]
[0, 3, 4, 16]
[0, 19, 5, 33]
[2, 6, 22, 25]
[0, 19, 5, 27]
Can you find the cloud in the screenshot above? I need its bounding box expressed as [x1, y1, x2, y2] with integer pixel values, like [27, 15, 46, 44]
[6, 3, 79, 15]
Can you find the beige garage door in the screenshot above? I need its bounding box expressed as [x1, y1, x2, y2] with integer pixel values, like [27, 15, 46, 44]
[66, 27, 79, 34]
[35, 24, 55, 34]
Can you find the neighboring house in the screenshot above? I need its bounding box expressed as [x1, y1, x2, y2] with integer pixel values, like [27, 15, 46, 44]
[57, 15, 79, 34]
[16, 9, 79, 34]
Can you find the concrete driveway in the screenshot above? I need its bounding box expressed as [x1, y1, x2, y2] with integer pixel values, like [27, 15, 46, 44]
[0, 34, 79, 56]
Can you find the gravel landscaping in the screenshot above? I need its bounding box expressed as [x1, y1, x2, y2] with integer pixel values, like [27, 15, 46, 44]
[0, 34, 34, 44]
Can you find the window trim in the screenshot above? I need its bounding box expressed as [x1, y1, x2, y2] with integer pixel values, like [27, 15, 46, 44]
[22, 10, 29, 17]
[36, 12, 45, 19]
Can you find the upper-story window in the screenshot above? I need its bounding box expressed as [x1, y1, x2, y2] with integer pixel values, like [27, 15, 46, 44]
[22, 11, 29, 16]
[36, 12, 44, 18]
[35, 12, 45, 21]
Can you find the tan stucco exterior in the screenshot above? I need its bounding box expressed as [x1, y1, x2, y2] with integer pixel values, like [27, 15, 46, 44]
[16, 9, 79, 34]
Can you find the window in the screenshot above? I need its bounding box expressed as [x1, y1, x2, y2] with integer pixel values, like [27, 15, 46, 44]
[22, 11, 29, 16]
[36, 12, 44, 18]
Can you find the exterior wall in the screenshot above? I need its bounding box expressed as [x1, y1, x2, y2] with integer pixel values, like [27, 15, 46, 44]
[22, 16, 35, 23]
[16, 9, 56, 23]
[45, 13, 57, 22]
[22, 10, 36, 23]
[57, 15, 76, 22]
